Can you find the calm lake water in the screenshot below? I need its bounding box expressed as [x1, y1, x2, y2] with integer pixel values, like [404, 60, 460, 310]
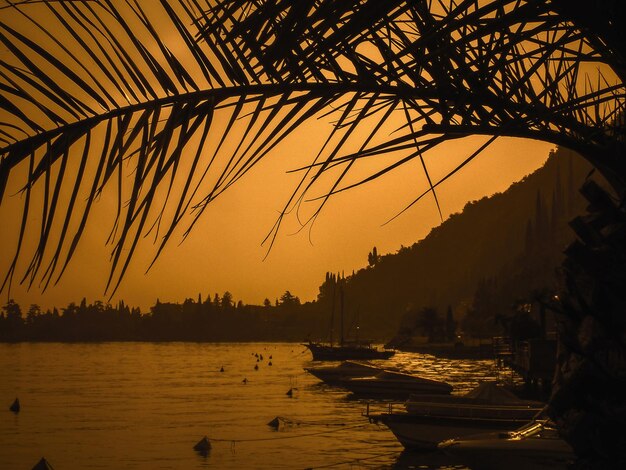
[0, 343, 516, 469]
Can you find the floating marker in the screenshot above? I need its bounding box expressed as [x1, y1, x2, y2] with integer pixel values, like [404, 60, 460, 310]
[260, 354, 263, 361]
[193, 436, 211, 456]
[220, 366, 224, 373]
[267, 416, 281, 429]
[9, 398, 19, 413]
[254, 364, 258, 370]
[286, 388, 293, 397]
[268, 416, 298, 429]
[268, 361, 272, 366]
[31, 457, 53, 470]
[269, 355, 273, 359]
[242, 378, 248, 384]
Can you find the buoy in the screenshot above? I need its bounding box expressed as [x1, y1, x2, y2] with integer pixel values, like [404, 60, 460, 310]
[286, 388, 293, 397]
[242, 378, 248, 384]
[193, 436, 211, 456]
[267, 416, 281, 429]
[268, 416, 298, 429]
[254, 364, 258, 370]
[260, 354, 263, 361]
[256, 358, 259, 362]
[9, 398, 19, 413]
[269, 355, 272, 359]
[31, 457, 53, 470]
[220, 366, 224, 373]
[268, 361, 272, 366]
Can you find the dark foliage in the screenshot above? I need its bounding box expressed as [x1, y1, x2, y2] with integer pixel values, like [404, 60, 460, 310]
[0, 295, 325, 342]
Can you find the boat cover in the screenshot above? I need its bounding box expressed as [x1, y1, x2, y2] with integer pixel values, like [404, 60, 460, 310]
[463, 382, 532, 404]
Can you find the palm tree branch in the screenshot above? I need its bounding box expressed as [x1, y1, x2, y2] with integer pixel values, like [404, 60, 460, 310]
[1, 0, 625, 296]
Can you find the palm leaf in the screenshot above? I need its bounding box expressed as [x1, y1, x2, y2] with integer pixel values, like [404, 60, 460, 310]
[0, 0, 624, 295]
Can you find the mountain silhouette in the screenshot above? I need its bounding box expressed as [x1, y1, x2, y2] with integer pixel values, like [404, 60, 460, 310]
[335, 146, 595, 341]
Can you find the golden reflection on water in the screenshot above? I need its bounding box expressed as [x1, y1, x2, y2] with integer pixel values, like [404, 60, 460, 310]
[0, 343, 513, 469]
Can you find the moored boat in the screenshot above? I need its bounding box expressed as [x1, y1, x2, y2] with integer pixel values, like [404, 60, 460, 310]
[369, 382, 544, 450]
[438, 419, 574, 469]
[303, 341, 395, 361]
[372, 412, 529, 450]
[304, 360, 383, 384]
[341, 370, 453, 398]
[304, 284, 395, 361]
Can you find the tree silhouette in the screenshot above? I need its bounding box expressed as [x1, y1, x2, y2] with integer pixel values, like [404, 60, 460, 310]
[416, 306, 443, 343]
[278, 290, 300, 307]
[367, 246, 380, 267]
[445, 305, 456, 342]
[1, 0, 626, 464]
[221, 291, 233, 310]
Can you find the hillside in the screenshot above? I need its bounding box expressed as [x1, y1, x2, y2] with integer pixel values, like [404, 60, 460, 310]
[329, 147, 596, 341]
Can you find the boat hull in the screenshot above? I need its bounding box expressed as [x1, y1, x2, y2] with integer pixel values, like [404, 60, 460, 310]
[438, 423, 574, 470]
[304, 361, 382, 384]
[342, 371, 453, 398]
[440, 439, 574, 470]
[303, 343, 395, 361]
[373, 413, 535, 450]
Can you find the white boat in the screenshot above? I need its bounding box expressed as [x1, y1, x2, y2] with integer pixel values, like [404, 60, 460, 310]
[304, 360, 383, 384]
[369, 382, 544, 450]
[438, 419, 574, 469]
[341, 370, 453, 398]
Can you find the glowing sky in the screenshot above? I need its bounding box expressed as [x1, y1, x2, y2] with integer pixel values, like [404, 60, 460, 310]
[0, 1, 562, 311]
[0, 126, 553, 311]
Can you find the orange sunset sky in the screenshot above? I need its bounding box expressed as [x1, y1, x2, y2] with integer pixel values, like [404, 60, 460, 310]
[0, 125, 553, 311]
[0, 2, 563, 312]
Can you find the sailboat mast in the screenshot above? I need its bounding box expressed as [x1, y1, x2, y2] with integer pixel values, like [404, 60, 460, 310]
[355, 307, 360, 344]
[340, 285, 344, 347]
[329, 282, 335, 347]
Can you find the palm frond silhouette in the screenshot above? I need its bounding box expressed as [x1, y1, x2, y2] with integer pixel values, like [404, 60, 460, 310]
[0, 0, 624, 296]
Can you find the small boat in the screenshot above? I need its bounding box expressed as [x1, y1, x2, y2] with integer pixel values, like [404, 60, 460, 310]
[369, 382, 544, 450]
[303, 341, 395, 361]
[304, 284, 395, 361]
[304, 360, 383, 384]
[341, 370, 453, 398]
[438, 419, 574, 469]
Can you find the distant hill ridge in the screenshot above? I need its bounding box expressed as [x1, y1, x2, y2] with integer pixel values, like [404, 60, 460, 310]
[334, 146, 594, 340]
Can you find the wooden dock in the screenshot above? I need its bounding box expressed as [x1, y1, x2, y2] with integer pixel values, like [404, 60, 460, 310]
[494, 336, 556, 395]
